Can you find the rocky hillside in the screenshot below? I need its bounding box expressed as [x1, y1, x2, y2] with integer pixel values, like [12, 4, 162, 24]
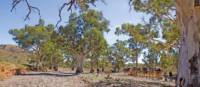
[0, 44, 29, 65]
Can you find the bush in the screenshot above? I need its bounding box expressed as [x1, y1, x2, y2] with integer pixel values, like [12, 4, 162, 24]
[0, 62, 16, 80]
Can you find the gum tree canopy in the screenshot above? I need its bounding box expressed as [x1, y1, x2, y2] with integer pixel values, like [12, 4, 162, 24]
[58, 9, 109, 74]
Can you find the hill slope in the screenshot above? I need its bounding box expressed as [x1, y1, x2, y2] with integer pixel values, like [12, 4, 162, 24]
[0, 44, 29, 65]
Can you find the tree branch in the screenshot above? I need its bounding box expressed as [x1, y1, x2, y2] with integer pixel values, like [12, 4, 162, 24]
[11, 0, 105, 27]
[11, 0, 22, 12]
[56, 0, 76, 28]
[56, 3, 67, 28]
[11, 0, 41, 21]
[24, 0, 41, 20]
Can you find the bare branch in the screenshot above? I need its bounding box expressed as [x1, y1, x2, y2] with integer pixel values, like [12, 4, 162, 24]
[67, 0, 76, 11]
[31, 6, 41, 19]
[56, 3, 68, 28]
[56, 0, 76, 28]
[11, 0, 103, 27]
[24, 0, 41, 20]
[11, 0, 22, 12]
[11, 0, 41, 21]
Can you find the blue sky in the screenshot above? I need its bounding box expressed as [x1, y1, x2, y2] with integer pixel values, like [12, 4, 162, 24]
[0, 0, 145, 45]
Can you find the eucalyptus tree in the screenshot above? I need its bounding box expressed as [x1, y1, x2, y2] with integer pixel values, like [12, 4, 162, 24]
[58, 9, 109, 74]
[159, 18, 179, 73]
[160, 48, 178, 73]
[40, 29, 64, 71]
[108, 40, 131, 72]
[88, 47, 109, 73]
[9, 19, 53, 70]
[142, 42, 164, 68]
[116, 23, 158, 67]
[98, 55, 111, 72]
[9, 19, 64, 71]
[64, 55, 77, 70]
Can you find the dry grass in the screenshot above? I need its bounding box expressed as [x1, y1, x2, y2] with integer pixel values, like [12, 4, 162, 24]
[0, 49, 29, 64]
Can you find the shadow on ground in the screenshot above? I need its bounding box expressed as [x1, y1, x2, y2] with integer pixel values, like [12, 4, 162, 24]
[20, 72, 77, 77]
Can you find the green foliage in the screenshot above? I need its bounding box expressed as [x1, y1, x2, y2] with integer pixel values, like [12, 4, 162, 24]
[59, 9, 109, 59]
[71, 0, 102, 11]
[134, 0, 178, 70]
[9, 19, 64, 71]
[58, 9, 110, 73]
[130, 0, 175, 15]
[160, 53, 177, 72]
[9, 19, 52, 50]
[112, 0, 179, 71]
[9, 9, 110, 72]
[116, 23, 154, 65]
[107, 41, 131, 72]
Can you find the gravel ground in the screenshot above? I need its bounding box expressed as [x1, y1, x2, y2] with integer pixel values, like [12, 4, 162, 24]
[0, 72, 88, 87]
[0, 72, 175, 87]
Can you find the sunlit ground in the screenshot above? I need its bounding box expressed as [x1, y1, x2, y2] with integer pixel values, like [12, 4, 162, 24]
[0, 69, 175, 87]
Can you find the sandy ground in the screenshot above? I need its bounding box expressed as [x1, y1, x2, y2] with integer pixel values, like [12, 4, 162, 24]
[0, 72, 175, 87]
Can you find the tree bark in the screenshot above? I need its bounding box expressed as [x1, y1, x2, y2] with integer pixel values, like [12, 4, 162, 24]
[136, 57, 138, 68]
[71, 65, 75, 71]
[176, 0, 200, 87]
[90, 59, 95, 73]
[75, 54, 85, 74]
[101, 67, 104, 72]
[50, 55, 53, 70]
[52, 57, 58, 71]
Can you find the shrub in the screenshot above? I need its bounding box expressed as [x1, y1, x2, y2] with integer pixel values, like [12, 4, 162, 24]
[0, 62, 16, 80]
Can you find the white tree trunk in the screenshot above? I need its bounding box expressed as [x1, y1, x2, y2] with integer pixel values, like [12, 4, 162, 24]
[176, 0, 200, 87]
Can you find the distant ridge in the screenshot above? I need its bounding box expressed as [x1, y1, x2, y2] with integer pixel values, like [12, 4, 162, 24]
[0, 44, 25, 53]
[0, 44, 29, 64]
